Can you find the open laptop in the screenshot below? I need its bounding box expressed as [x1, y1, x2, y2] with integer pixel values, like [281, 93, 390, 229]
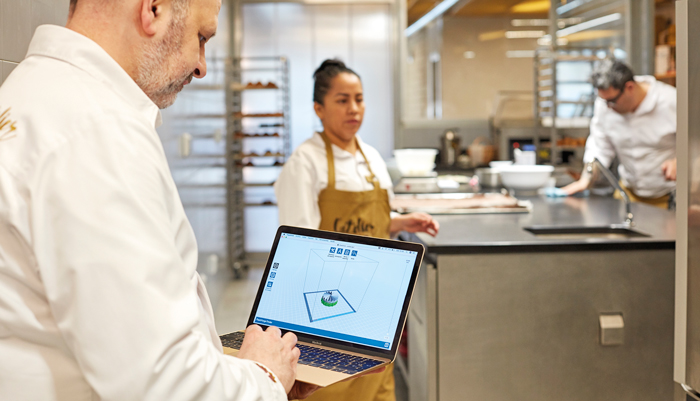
[219, 225, 425, 388]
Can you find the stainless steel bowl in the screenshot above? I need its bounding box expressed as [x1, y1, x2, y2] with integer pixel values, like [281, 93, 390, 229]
[475, 167, 501, 187]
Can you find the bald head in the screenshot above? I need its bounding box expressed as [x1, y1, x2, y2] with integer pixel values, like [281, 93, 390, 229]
[66, 0, 220, 108]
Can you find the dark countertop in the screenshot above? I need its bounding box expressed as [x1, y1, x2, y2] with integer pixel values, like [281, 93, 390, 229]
[403, 195, 676, 254]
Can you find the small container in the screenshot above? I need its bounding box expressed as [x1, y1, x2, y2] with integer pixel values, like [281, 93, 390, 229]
[515, 144, 537, 165]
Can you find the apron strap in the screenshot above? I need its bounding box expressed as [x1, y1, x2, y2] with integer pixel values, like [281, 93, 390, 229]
[356, 143, 380, 189]
[320, 132, 337, 189]
[320, 132, 379, 190]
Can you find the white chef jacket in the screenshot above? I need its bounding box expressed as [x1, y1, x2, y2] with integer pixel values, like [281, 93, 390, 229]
[583, 75, 676, 198]
[0, 25, 286, 401]
[274, 132, 395, 228]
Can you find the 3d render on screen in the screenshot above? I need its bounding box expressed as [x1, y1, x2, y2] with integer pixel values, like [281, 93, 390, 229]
[302, 249, 379, 323]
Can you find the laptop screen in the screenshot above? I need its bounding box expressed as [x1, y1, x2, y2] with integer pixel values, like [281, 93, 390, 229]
[251, 231, 420, 351]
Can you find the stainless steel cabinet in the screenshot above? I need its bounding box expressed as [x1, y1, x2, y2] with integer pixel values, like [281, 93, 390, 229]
[409, 250, 675, 401]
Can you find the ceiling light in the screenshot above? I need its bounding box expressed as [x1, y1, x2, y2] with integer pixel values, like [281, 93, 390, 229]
[505, 30, 546, 39]
[556, 13, 622, 37]
[511, 0, 550, 14]
[556, 0, 582, 15]
[511, 19, 550, 27]
[478, 30, 506, 41]
[405, 0, 461, 37]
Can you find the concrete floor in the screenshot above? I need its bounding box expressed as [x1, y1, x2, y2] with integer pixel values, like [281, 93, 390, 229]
[213, 266, 409, 401]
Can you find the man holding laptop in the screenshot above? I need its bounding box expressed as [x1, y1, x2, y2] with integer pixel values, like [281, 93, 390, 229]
[0, 0, 329, 400]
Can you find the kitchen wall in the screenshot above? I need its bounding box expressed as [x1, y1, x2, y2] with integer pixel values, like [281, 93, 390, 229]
[440, 16, 538, 120]
[0, 0, 69, 85]
[401, 15, 538, 150]
[239, 2, 395, 253]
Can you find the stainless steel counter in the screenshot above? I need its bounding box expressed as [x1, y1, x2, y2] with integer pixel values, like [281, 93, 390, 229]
[402, 195, 676, 401]
[409, 195, 675, 254]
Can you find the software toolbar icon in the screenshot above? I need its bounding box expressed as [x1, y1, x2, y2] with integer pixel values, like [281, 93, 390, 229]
[330, 247, 336, 253]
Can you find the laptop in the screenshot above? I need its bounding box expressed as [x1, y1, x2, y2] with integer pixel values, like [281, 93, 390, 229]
[219, 225, 425, 388]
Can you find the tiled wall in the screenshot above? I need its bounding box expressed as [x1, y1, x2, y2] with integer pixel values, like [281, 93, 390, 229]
[0, 0, 69, 85]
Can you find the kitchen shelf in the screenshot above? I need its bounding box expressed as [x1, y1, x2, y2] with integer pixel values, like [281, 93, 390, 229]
[235, 162, 285, 168]
[235, 153, 285, 158]
[227, 56, 291, 274]
[244, 202, 278, 207]
[233, 112, 285, 118]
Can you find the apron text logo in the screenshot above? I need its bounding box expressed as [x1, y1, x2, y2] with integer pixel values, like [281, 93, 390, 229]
[334, 217, 375, 235]
[0, 107, 18, 142]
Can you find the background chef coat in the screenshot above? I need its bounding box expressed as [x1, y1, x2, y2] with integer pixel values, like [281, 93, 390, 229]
[0, 26, 286, 401]
[274, 132, 396, 228]
[583, 75, 677, 198]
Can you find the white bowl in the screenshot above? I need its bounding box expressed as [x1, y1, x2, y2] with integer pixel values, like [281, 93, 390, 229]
[394, 148, 438, 177]
[498, 165, 554, 190]
[488, 161, 513, 171]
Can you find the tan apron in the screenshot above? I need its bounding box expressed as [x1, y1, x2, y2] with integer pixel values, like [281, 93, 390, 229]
[301, 133, 395, 401]
[614, 180, 671, 209]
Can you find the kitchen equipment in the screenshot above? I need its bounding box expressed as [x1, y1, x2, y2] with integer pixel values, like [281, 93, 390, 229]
[475, 167, 501, 188]
[394, 148, 438, 177]
[468, 137, 496, 167]
[394, 177, 440, 193]
[391, 192, 531, 215]
[498, 164, 554, 190]
[523, 225, 650, 239]
[514, 144, 537, 165]
[489, 160, 513, 169]
[441, 129, 461, 167]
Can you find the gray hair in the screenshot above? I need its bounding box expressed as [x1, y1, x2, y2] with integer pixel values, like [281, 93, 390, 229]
[590, 59, 635, 91]
[69, 0, 190, 18]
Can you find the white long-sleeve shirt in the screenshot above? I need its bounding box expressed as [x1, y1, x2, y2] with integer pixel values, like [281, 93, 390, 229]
[583, 75, 676, 198]
[0, 25, 285, 401]
[274, 132, 395, 228]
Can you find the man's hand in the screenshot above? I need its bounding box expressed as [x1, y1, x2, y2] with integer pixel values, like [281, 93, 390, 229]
[662, 158, 677, 181]
[390, 212, 439, 237]
[237, 325, 300, 394]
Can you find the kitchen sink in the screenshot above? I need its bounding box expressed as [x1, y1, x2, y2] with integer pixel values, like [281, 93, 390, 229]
[524, 225, 651, 239]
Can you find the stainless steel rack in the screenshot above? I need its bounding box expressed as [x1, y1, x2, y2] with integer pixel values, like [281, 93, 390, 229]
[226, 56, 290, 277]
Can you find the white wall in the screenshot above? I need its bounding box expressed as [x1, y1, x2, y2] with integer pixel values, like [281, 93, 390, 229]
[0, 0, 69, 85]
[241, 2, 395, 253]
[440, 16, 539, 120]
[242, 2, 395, 158]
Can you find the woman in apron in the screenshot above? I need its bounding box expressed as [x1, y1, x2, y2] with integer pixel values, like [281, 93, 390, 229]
[274, 59, 439, 401]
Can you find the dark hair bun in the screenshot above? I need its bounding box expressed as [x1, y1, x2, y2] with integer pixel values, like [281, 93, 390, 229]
[313, 59, 347, 79]
[312, 59, 361, 104]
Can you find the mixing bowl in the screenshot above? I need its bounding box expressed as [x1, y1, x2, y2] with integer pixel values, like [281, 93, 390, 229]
[394, 148, 438, 177]
[498, 165, 554, 190]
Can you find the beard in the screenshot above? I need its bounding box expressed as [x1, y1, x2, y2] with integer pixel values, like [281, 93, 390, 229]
[135, 14, 194, 109]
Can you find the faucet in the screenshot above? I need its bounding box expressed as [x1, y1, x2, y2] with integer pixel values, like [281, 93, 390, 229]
[586, 158, 634, 226]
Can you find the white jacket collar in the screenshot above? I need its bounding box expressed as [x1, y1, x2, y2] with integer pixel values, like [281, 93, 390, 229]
[25, 25, 162, 128]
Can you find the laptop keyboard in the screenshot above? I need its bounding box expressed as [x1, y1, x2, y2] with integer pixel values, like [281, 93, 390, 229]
[220, 332, 384, 375]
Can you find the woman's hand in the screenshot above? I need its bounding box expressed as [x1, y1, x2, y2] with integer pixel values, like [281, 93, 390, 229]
[390, 213, 439, 237]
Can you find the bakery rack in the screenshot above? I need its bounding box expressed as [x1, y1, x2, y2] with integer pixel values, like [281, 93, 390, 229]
[226, 56, 290, 277]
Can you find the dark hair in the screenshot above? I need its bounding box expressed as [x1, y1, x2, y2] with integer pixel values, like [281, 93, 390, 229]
[590, 59, 635, 91]
[313, 59, 361, 105]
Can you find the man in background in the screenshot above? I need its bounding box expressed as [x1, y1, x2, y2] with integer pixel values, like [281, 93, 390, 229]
[0, 0, 314, 399]
[562, 59, 676, 208]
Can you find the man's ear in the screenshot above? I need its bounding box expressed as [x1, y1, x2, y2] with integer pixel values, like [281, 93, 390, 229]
[140, 0, 165, 36]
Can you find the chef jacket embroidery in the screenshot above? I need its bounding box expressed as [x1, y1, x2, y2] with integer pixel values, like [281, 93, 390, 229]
[0, 107, 17, 142]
